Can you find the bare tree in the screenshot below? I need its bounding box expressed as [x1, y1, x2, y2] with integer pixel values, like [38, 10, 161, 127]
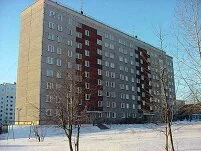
[150, 26, 175, 151]
[43, 62, 101, 151]
[175, 0, 201, 103]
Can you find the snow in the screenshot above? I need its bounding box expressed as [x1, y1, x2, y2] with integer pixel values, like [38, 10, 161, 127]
[0, 121, 201, 151]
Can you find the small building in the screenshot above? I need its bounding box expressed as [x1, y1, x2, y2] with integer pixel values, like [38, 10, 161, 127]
[177, 103, 201, 121]
[0, 83, 16, 125]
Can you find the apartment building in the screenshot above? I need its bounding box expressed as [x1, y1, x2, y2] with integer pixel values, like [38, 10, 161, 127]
[16, 0, 175, 124]
[0, 83, 16, 125]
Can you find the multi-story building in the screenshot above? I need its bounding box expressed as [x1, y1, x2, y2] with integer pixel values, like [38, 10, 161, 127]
[16, 0, 175, 124]
[0, 83, 16, 125]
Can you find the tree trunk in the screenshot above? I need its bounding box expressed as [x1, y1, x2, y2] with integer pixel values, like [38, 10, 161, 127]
[68, 136, 74, 151]
[168, 117, 175, 151]
[76, 125, 80, 151]
[165, 124, 168, 151]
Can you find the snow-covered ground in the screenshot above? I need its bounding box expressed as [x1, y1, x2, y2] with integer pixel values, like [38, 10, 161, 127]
[0, 121, 201, 151]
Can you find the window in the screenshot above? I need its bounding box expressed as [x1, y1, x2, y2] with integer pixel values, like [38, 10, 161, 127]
[48, 33, 54, 40]
[110, 53, 114, 59]
[48, 45, 54, 52]
[68, 18, 72, 24]
[76, 64, 82, 71]
[56, 71, 61, 78]
[121, 103, 125, 108]
[57, 48, 61, 54]
[121, 113, 126, 118]
[110, 63, 115, 68]
[68, 40, 73, 46]
[68, 50, 72, 57]
[124, 49, 127, 54]
[46, 109, 52, 116]
[111, 92, 116, 98]
[97, 39, 102, 45]
[76, 53, 82, 59]
[56, 59, 62, 66]
[106, 112, 110, 118]
[67, 62, 72, 68]
[132, 95, 135, 100]
[125, 76, 128, 81]
[48, 22, 55, 29]
[98, 90, 103, 96]
[111, 112, 116, 118]
[105, 42, 109, 48]
[57, 25, 62, 31]
[111, 72, 115, 78]
[105, 33, 109, 38]
[46, 82, 54, 89]
[98, 69, 102, 75]
[85, 50, 90, 56]
[46, 69, 53, 77]
[130, 52, 134, 56]
[125, 85, 129, 90]
[109, 44, 114, 49]
[124, 58, 128, 63]
[98, 79, 102, 85]
[106, 92, 110, 97]
[85, 83, 90, 89]
[77, 43, 82, 49]
[138, 96, 141, 101]
[85, 30, 90, 36]
[125, 67, 128, 72]
[57, 36, 62, 43]
[98, 101, 103, 107]
[105, 52, 109, 57]
[97, 59, 102, 65]
[68, 29, 72, 35]
[85, 61, 90, 67]
[106, 81, 110, 87]
[131, 60, 134, 65]
[120, 66, 124, 71]
[111, 82, 115, 88]
[49, 11, 55, 17]
[85, 40, 89, 46]
[120, 84, 124, 89]
[106, 71, 110, 77]
[58, 14, 62, 21]
[138, 104, 141, 109]
[120, 74, 124, 80]
[46, 57, 54, 64]
[105, 61, 109, 67]
[119, 56, 123, 62]
[109, 35, 114, 40]
[126, 104, 129, 109]
[97, 49, 102, 55]
[126, 94, 129, 99]
[85, 71, 90, 78]
[112, 102, 116, 108]
[131, 69, 134, 73]
[132, 86, 135, 91]
[77, 32, 82, 38]
[106, 101, 110, 107]
[85, 94, 91, 100]
[119, 47, 123, 53]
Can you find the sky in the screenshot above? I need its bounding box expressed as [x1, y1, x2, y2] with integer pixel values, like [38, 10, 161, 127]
[0, 0, 177, 86]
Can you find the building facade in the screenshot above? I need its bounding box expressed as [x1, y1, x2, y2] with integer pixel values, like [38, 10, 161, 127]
[0, 83, 16, 125]
[16, 0, 175, 124]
